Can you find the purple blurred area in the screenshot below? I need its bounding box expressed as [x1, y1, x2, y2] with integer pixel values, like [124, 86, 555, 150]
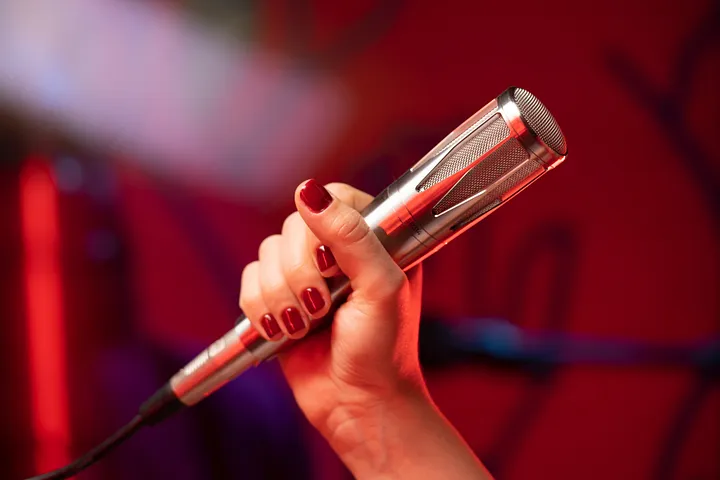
[0, 1, 718, 479]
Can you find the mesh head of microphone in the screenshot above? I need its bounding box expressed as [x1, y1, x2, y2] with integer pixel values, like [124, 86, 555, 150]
[423, 87, 566, 221]
[511, 87, 567, 156]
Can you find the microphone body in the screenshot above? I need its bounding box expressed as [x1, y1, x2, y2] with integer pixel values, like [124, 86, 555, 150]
[170, 87, 568, 406]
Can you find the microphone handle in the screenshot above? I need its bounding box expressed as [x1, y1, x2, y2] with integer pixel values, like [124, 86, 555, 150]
[170, 275, 356, 406]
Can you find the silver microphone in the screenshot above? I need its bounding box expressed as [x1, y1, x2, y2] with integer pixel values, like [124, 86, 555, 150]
[169, 86, 568, 406]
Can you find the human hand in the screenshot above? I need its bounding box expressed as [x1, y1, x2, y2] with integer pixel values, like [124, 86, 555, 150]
[239, 180, 425, 431]
[239, 180, 489, 479]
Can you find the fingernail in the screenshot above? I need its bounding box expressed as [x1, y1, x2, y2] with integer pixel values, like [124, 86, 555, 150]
[281, 307, 305, 334]
[260, 313, 281, 338]
[302, 288, 325, 315]
[316, 245, 336, 272]
[299, 179, 332, 213]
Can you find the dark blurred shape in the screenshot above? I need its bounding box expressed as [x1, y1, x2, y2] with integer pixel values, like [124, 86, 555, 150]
[420, 316, 720, 372]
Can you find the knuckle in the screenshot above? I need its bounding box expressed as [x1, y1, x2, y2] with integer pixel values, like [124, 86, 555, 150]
[241, 261, 259, 282]
[238, 293, 256, 313]
[386, 268, 408, 293]
[284, 259, 308, 281]
[258, 234, 282, 258]
[374, 267, 408, 299]
[282, 212, 301, 234]
[239, 265, 261, 310]
[389, 268, 409, 293]
[261, 277, 289, 301]
[331, 210, 371, 247]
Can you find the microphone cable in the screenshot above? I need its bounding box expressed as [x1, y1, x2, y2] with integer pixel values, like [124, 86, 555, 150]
[24, 385, 183, 480]
[27, 416, 142, 480]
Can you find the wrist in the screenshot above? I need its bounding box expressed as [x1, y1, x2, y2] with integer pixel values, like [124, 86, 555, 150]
[323, 388, 434, 478]
[322, 386, 491, 480]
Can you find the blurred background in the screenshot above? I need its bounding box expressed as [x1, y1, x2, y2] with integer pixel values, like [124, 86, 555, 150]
[0, 0, 718, 479]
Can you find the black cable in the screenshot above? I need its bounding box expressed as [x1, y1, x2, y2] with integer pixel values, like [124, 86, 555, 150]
[26, 414, 144, 480]
[24, 383, 183, 480]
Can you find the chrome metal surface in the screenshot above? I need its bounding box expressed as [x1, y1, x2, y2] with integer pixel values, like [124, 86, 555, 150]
[173, 276, 352, 406]
[171, 86, 568, 406]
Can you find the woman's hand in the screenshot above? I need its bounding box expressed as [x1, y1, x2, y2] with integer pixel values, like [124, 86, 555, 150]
[239, 179, 424, 425]
[239, 180, 491, 479]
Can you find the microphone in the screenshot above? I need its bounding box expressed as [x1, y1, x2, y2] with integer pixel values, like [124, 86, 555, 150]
[168, 86, 568, 407]
[27, 86, 568, 479]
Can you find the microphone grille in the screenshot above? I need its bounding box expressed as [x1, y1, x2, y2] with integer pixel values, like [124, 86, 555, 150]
[452, 159, 543, 230]
[433, 139, 528, 215]
[512, 88, 567, 156]
[418, 114, 510, 191]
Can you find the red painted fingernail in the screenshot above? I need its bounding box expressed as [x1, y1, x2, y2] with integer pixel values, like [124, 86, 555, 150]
[316, 245, 336, 272]
[281, 307, 305, 334]
[260, 314, 281, 338]
[299, 179, 332, 213]
[301, 288, 325, 315]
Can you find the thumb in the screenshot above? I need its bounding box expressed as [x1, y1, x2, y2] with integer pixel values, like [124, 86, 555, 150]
[294, 179, 406, 305]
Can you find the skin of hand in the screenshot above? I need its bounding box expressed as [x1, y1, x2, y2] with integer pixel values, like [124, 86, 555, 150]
[239, 180, 491, 479]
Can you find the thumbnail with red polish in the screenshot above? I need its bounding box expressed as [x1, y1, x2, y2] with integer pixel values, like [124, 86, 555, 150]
[299, 179, 332, 213]
[281, 307, 305, 334]
[302, 288, 325, 315]
[260, 314, 281, 338]
[316, 245, 336, 272]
